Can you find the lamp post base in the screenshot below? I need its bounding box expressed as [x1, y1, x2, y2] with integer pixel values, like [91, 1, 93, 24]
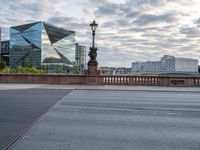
[86, 61, 100, 75]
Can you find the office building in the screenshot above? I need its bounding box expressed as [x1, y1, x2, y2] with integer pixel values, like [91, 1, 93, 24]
[143, 61, 162, 72]
[100, 67, 131, 75]
[75, 43, 86, 74]
[131, 62, 143, 73]
[160, 55, 176, 72]
[10, 21, 75, 69]
[132, 55, 198, 73]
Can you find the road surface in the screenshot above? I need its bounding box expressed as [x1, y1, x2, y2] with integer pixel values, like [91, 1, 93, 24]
[0, 89, 71, 150]
[9, 89, 200, 150]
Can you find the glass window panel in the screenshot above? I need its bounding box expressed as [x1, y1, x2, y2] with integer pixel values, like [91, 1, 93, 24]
[53, 33, 75, 64]
[24, 22, 42, 32]
[22, 31, 41, 48]
[41, 29, 61, 64]
[12, 22, 39, 32]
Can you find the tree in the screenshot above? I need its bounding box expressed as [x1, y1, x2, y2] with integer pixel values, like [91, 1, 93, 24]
[41, 65, 48, 73]
[76, 68, 80, 74]
[0, 58, 6, 70]
[22, 57, 31, 67]
[55, 65, 62, 73]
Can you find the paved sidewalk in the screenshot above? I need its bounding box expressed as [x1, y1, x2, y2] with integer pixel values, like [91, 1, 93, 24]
[0, 84, 44, 90]
[0, 83, 200, 92]
[0, 89, 71, 150]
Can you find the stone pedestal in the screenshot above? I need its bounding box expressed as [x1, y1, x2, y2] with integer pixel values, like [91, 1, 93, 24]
[87, 61, 100, 75]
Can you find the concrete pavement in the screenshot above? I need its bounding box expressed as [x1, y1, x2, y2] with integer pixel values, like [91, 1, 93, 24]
[9, 89, 200, 150]
[1, 83, 200, 92]
[0, 84, 44, 90]
[0, 89, 71, 150]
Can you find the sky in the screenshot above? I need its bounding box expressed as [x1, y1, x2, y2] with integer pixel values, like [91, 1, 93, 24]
[1, 0, 200, 67]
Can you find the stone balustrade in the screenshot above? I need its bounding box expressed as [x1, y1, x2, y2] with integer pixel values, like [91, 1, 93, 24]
[0, 74, 200, 87]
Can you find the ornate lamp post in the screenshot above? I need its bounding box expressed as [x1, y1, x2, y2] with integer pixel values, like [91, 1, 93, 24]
[87, 20, 99, 75]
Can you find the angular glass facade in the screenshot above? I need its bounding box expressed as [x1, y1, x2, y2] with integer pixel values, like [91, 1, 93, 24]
[10, 21, 75, 68]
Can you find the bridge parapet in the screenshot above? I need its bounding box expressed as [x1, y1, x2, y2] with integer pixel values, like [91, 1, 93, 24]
[0, 74, 200, 87]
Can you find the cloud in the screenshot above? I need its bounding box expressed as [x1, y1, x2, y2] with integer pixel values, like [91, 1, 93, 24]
[0, 0, 200, 67]
[127, 0, 168, 7]
[94, 1, 129, 17]
[95, 7, 118, 16]
[195, 18, 200, 26]
[180, 27, 200, 38]
[125, 11, 140, 18]
[133, 13, 179, 26]
[150, 0, 167, 6]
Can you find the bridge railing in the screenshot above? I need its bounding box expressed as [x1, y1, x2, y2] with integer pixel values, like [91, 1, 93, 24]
[102, 75, 200, 86]
[103, 76, 129, 85]
[129, 76, 160, 85]
[102, 75, 160, 85]
[0, 73, 200, 87]
[194, 78, 200, 86]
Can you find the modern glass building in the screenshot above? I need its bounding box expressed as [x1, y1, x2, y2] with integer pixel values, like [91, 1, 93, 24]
[75, 43, 86, 74]
[10, 21, 75, 68]
[1, 40, 10, 65]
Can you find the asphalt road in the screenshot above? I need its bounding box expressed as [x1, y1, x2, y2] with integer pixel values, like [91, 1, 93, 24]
[10, 90, 200, 150]
[0, 89, 71, 150]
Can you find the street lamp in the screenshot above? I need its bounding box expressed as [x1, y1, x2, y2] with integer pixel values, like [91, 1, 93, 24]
[88, 20, 98, 64]
[90, 20, 98, 48]
[87, 20, 99, 75]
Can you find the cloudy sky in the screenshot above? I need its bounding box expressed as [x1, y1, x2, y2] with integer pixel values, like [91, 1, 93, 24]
[1, 0, 200, 67]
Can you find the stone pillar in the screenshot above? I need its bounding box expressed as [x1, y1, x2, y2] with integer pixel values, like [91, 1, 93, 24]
[87, 61, 99, 75]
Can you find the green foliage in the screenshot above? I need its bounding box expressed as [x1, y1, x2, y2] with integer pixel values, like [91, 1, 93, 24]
[0, 59, 6, 70]
[62, 66, 70, 74]
[22, 57, 32, 67]
[0, 66, 10, 73]
[76, 68, 80, 74]
[0, 66, 46, 74]
[12, 66, 46, 74]
[55, 65, 62, 73]
[41, 65, 48, 73]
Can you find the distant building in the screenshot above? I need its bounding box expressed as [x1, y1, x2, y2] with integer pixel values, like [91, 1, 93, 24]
[160, 55, 176, 72]
[131, 62, 143, 72]
[174, 57, 198, 72]
[132, 55, 198, 73]
[143, 61, 162, 72]
[0, 28, 1, 61]
[132, 60, 163, 73]
[1, 40, 10, 65]
[100, 67, 131, 75]
[9, 21, 76, 69]
[75, 43, 86, 74]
